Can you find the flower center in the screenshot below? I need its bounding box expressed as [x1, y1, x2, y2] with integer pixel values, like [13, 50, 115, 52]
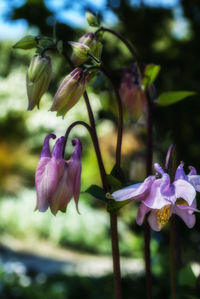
[175, 198, 188, 206]
[156, 205, 171, 228]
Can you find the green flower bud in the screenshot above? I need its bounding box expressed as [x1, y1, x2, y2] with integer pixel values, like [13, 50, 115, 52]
[28, 55, 50, 84]
[69, 41, 91, 58]
[51, 68, 89, 117]
[13, 35, 37, 50]
[71, 33, 98, 66]
[26, 56, 51, 110]
[85, 11, 100, 27]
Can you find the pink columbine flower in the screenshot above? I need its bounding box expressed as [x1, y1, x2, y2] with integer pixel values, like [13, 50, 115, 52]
[112, 163, 200, 231]
[119, 64, 146, 120]
[35, 134, 82, 215]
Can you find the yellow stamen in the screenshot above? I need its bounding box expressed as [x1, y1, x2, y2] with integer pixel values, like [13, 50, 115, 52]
[156, 205, 171, 228]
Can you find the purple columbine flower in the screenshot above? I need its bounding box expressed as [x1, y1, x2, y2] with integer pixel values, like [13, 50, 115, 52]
[112, 163, 200, 231]
[35, 134, 82, 215]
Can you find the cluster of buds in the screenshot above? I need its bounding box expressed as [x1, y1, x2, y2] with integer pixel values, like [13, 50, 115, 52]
[119, 64, 146, 120]
[51, 68, 89, 117]
[35, 134, 82, 215]
[26, 55, 52, 110]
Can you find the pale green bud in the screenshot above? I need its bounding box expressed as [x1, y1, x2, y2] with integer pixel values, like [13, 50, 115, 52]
[13, 35, 37, 50]
[69, 41, 91, 59]
[26, 56, 51, 110]
[85, 11, 100, 27]
[71, 33, 98, 66]
[28, 55, 50, 84]
[51, 68, 89, 117]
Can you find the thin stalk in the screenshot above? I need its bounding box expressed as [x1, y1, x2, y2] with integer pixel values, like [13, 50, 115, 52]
[144, 90, 153, 299]
[170, 215, 176, 299]
[61, 50, 122, 299]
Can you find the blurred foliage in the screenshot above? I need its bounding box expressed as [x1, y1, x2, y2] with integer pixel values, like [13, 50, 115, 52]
[1, 0, 200, 298]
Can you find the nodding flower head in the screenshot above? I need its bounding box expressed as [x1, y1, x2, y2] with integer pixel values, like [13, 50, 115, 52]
[50, 68, 89, 118]
[70, 33, 98, 66]
[119, 64, 146, 120]
[112, 162, 200, 231]
[35, 134, 82, 215]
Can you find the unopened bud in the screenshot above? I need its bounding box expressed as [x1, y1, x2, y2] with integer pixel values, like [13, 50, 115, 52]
[51, 68, 89, 117]
[28, 55, 50, 84]
[85, 11, 100, 27]
[26, 56, 51, 110]
[13, 35, 37, 50]
[71, 33, 98, 66]
[69, 41, 91, 59]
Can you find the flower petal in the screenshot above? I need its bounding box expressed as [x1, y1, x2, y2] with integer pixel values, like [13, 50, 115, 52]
[174, 163, 188, 181]
[188, 175, 200, 192]
[188, 166, 197, 176]
[136, 203, 151, 225]
[173, 205, 198, 228]
[40, 134, 56, 158]
[112, 176, 155, 202]
[148, 210, 161, 231]
[174, 179, 196, 206]
[143, 179, 170, 209]
[52, 136, 65, 159]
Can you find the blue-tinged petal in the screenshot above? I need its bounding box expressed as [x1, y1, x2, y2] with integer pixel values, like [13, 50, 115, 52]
[40, 134, 56, 158]
[52, 136, 65, 159]
[174, 179, 196, 206]
[188, 175, 200, 192]
[143, 179, 170, 209]
[174, 163, 188, 181]
[154, 163, 165, 175]
[188, 166, 197, 176]
[112, 176, 155, 202]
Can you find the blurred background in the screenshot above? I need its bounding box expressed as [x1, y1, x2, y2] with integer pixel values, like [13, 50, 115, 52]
[0, 0, 200, 298]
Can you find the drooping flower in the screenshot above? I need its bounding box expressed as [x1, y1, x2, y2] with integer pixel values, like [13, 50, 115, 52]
[50, 68, 89, 117]
[35, 134, 82, 215]
[26, 55, 52, 110]
[119, 64, 146, 120]
[70, 33, 98, 66]
[112, 163, 199, 231]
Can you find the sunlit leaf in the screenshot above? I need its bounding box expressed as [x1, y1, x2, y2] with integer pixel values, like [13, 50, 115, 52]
[157, 91, 196, 106]
[142, 64, 160, 89]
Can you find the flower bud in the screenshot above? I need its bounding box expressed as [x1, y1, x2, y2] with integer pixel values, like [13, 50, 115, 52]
[51, 68, 89, 117]
[85, 11, 100, 27]
[70, 33, 98, 66]
[13, 35, 37, 50]
[26, 55, 51, 110]
[28, 55, 50, 84]
[119, 64, 146, 121]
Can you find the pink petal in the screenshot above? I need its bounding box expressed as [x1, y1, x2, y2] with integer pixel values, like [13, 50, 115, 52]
[136, 203, 151, 225]
[173, 205, 198, 228]
[174, 179, 196, 206]
[147, 210, 161, 231]
[112, 176, 155, 202]
[143, 179, 170, 209]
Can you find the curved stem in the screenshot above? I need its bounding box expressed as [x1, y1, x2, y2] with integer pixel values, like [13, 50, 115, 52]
[95, 27, 138, 62]
[170, 215, 176, 299]
[95, 27, 143, 76]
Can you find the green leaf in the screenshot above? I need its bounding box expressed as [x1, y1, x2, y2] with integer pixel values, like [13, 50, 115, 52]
[157, 91, 196, 106]
[142, 64, 161, 89]
[110, 165, 125, 183]
[179, 264, 196, 288]
[107, 199, 131, 213]
[106, 174, 122, 191]
[84, 185, 107, 202]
